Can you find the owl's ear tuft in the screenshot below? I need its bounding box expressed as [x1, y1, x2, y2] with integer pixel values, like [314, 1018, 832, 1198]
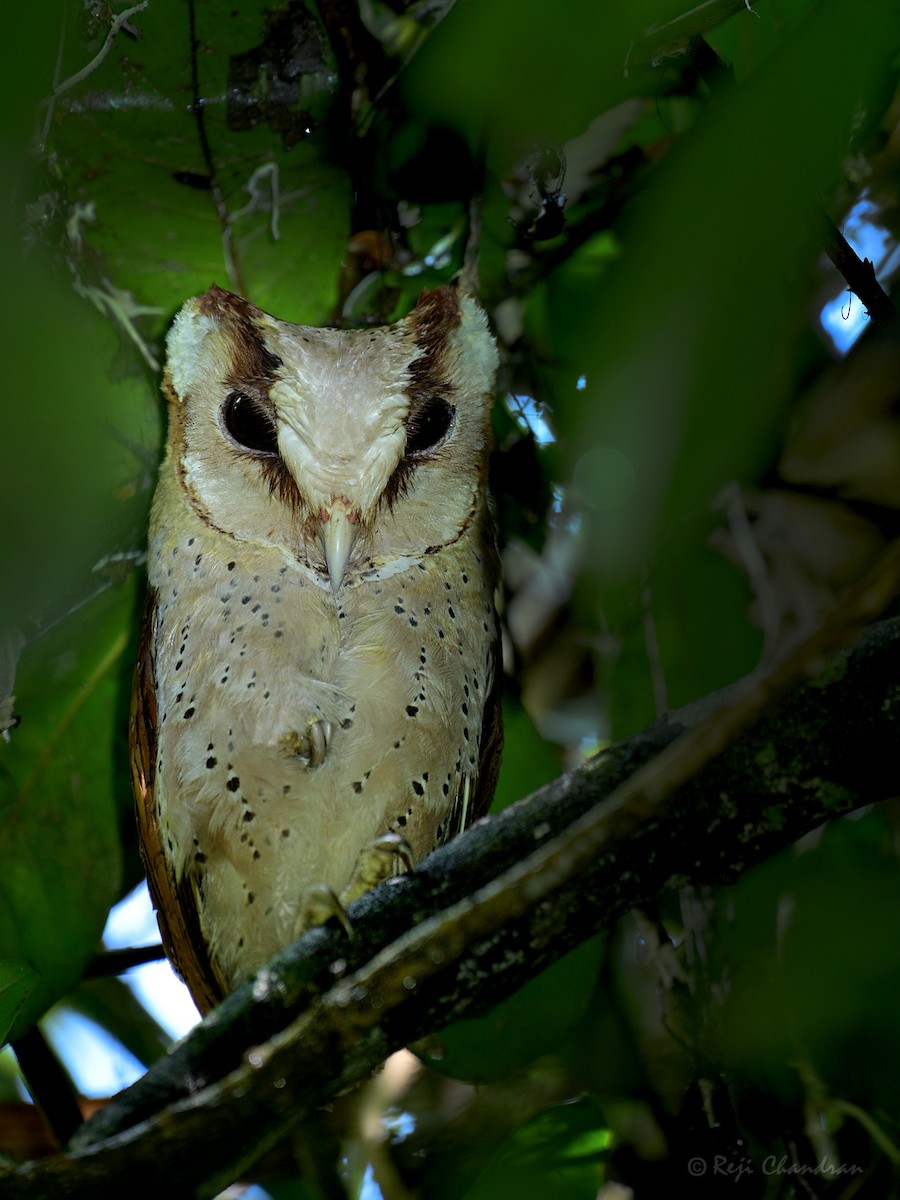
[165, 287, 283, 401]
[196, 285, 268, 329]
[408, 287, 462, 348]
[454, 297, 499, 395]
[196, 283, 238, 317]
[165, 297, 220, 398]
[405, 288, 497, 402]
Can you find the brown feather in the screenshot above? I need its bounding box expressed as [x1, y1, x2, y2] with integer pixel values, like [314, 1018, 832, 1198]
[130, 591, 223, 1013]
[470, 632, 504, 825]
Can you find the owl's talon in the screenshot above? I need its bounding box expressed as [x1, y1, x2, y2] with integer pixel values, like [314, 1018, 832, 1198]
[370, 832, 415, 874]
[341, 833, 415, 906]
[292, 835, 415, 941]
[279, 718, 332, 769]
[307, 718, 331, 768]
[295, 883, 354, 939]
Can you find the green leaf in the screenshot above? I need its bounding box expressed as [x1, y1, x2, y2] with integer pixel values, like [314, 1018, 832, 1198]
[718, 811, 900, 1107]
[0, 239, 159, 641]
[45, 0, 349, 326]
[0, 963, 40, 1046]
[562, 0, 899, 582]
[0, 581, 134, 1043]
[463, 1096, 611, 1200]
[404, 0, 683, 145]
[598, 534, 762, 738]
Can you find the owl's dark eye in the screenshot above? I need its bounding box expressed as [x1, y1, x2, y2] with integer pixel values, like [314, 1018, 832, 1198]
[405, 397, 456, 458]
[221, 391, 279, 456]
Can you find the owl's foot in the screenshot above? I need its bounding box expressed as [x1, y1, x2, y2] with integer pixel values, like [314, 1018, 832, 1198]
[296, 883, 354, 938]
[292, 834, 415, 939]
[278, 718, 332, 768]
[340, 832, 415, 907]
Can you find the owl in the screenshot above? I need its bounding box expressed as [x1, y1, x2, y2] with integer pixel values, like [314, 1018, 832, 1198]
[131, 284, 503, 1013]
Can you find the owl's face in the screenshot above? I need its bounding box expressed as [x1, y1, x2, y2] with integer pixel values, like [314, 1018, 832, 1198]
[162, 285, 498, 589]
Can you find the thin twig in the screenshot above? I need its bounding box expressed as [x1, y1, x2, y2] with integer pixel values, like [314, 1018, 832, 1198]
[37, 2, 149, 151]
[83, 945, 166, 979]
[674, 34, 899, 339]
[186, 0, 244, 294]
[816, 209, 900, 336]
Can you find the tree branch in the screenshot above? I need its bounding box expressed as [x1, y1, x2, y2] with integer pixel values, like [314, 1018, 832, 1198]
[83, 946, 165, 979]
[4, 541, 900, 1197]
[186, 0, 244, 294]
[815, 208, 900, 336]
[9, 1028, 83, 1149]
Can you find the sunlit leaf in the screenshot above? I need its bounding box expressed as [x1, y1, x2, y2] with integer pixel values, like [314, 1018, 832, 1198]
[463, 1096, 611, 1200]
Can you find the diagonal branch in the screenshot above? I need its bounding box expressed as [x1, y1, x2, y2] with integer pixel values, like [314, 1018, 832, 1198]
[816, 208, 900, 335]
[3, 539, 899, 1196]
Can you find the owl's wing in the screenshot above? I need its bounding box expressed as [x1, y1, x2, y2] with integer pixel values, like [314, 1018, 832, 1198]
[466, 631, 504, 828]
[131, 592, 223, 1014]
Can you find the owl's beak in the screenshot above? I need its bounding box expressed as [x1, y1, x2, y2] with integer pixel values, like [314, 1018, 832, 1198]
[320, 502, 358, 593]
